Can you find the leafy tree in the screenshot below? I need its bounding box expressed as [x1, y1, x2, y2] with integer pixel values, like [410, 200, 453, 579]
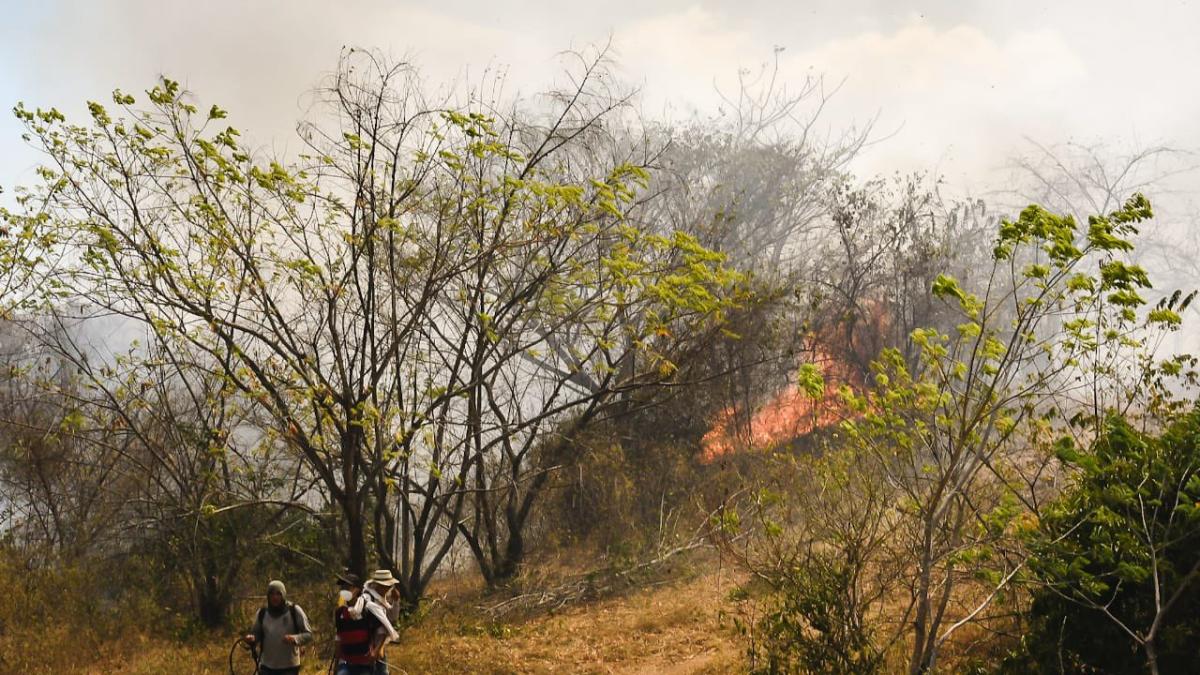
[739, 193, 1192, 673]
[0, 184, 62, 318]
[0, 307, 313, 626]
[0, 328, 124, 559]
[1017, 409, 1200, 675]
[13, 49, 742, 603]
[68, 338, 313, 627]
[730, 444, 900, 674]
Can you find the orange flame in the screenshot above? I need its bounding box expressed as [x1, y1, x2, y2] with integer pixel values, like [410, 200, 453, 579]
[700, 350, 857, 463]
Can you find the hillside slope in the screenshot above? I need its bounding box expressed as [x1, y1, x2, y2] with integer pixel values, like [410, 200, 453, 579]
[79, 568, 746, 674]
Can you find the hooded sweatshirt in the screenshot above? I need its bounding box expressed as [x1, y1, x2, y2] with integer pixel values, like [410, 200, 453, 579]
[250, 580, 314, 669]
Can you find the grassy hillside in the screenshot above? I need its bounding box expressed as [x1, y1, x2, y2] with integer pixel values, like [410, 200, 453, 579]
[58, 565, 744, 674]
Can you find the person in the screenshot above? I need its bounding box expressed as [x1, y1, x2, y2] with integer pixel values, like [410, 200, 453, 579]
[245, 579, 314, 675]
[364, 569, 403, 674]
[366, 569, 403, 625]
[333, 572, 398, 675]
[336, 572, 357, 609]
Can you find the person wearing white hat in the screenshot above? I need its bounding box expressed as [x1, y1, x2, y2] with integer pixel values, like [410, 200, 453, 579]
[334, 572, 396, 675]
[366, 569, 403, 624]
[364, 569, 402, 674]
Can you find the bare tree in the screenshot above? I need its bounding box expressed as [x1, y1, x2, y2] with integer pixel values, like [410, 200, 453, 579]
[804, 173, 994, 379]
[646, 49, 874, 277]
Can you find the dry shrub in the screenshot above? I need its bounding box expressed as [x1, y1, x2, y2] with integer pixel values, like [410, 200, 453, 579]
[0, 549, 172, 672]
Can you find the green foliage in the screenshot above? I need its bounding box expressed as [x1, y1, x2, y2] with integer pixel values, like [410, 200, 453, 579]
[0, 194, 62, 317]
[745, 553, 885, 674]
[755, 194, 1190, 674]
[796, 363, 825, 398]
[11, 62, 745, 599]
[1012, 409, 1200, 673]
[733, 442, 898, 674]
[840, 194, 1169, 500]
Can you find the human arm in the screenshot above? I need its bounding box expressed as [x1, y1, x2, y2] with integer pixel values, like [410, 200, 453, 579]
[245, 608, 264, 644]
[285, 604, 314, 645]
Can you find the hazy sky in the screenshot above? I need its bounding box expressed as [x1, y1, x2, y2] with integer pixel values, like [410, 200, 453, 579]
[2, 0, 1199, 193]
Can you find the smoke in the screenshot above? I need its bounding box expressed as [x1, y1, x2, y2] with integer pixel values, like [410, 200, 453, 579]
[4, 1, 1200, 196]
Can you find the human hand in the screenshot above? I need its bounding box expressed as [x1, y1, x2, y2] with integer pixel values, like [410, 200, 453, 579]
[283, 634, 298, 645]
[243, 634, 256, 644]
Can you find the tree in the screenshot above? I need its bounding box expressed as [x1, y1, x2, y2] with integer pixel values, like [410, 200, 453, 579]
[1007, 140, 1190, 225]
[63, 332, 316, 626]
[646, 50, 872, 277]
[0, 167, 74, 548]
[0, 318, 126, 560]
[728, 443, 902, 674]
[368, 52, 746, 588]
[740, 193, 1188, 673]
[1019, 408, 1200, 675]
[0, 304, 316, 626]
[804, 173, 994, 379]
[625, 56, 880, 461]
[15, 48, 741, 604]
[0, 182, 63, 318]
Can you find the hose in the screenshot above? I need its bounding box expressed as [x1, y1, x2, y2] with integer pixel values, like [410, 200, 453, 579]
[228, 635, 260, 675]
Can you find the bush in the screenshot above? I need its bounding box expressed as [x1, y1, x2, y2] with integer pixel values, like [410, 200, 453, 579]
[1010, 408, 1200, 674]
[0, 548, 173, 672]
[741, 552, 884, 674]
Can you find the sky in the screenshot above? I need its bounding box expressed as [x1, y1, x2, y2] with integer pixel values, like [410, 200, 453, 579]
[2, 0, 1199, 196]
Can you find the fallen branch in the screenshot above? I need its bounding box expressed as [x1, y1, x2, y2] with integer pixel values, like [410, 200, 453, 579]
[477, 535, 713, 618]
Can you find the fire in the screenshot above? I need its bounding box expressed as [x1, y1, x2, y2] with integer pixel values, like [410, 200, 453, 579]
[700, 351, 857, 462]
[701, 299, 891, 462]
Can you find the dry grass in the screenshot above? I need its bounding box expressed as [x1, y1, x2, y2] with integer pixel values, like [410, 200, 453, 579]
[56, 567, 745, 674]
[389, 571, 744, 674]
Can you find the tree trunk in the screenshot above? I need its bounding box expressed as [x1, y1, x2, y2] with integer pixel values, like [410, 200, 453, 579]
[478, 469, 553, 587]
[909, 594, 931, 675]
[489, 506, 526, 585]
[909, 516, 937, 675]
[339, 424, 368, 577]
[195, 574, 230, 628]
[344, 492, 368, 577]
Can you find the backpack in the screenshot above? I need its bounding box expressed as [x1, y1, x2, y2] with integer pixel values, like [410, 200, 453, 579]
[255, 602, 307, 657]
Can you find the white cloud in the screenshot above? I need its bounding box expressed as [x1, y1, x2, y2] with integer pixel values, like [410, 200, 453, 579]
[614, 6, 757, 110]
[801, 22, 1086, 96]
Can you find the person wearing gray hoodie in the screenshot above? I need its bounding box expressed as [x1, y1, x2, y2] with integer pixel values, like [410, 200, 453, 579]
[245, 580, 314, 675]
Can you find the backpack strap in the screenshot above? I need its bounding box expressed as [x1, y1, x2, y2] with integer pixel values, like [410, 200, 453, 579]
[289, 602, 308, 656]
[289, 602, 301, 634]
[258, 604, 305, 642]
